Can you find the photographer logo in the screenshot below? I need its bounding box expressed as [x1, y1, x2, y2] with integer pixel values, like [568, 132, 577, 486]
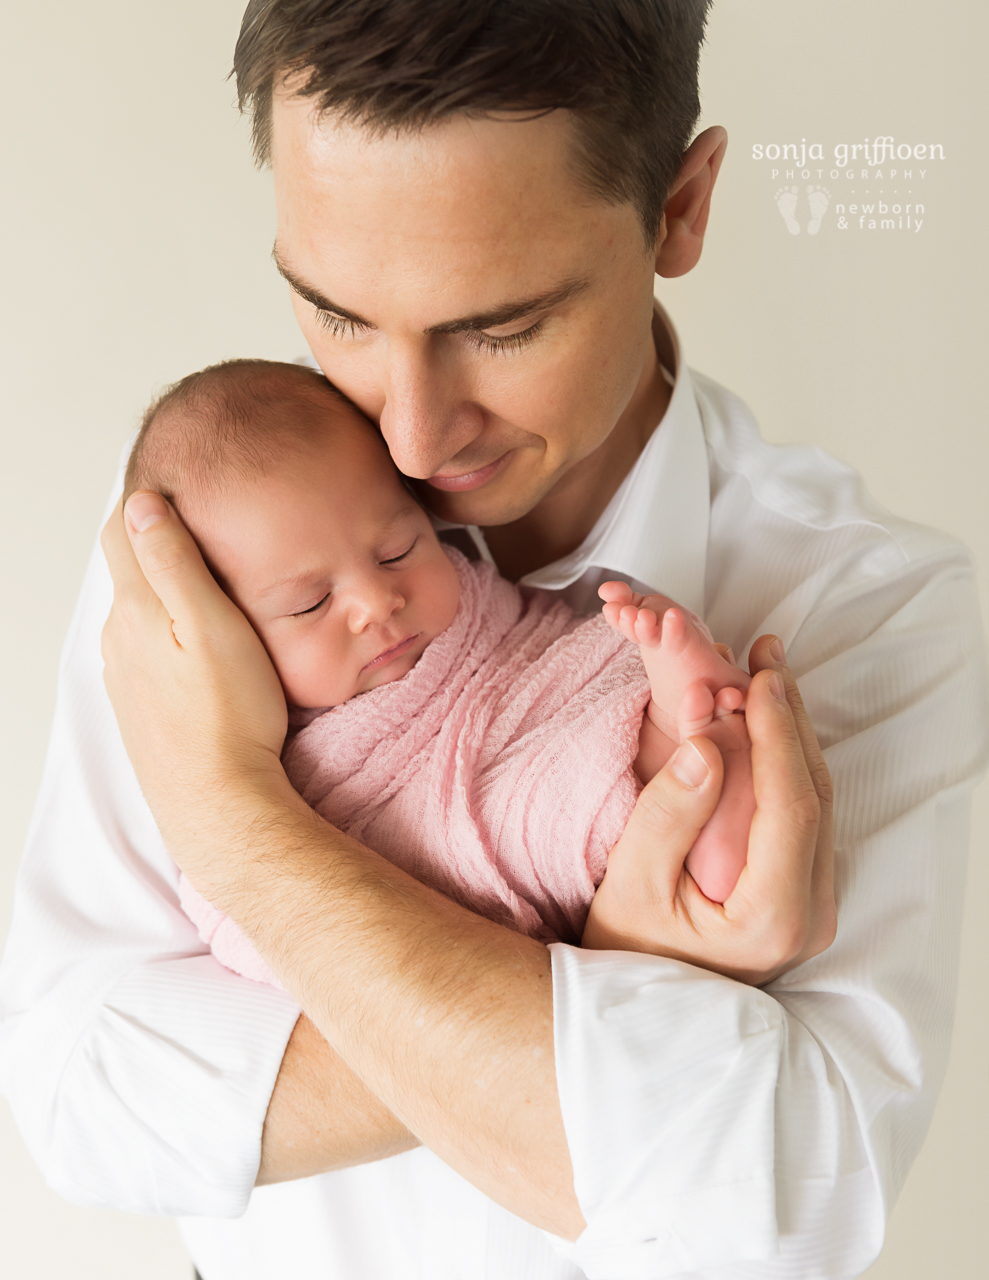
[752, 137, 941, 237]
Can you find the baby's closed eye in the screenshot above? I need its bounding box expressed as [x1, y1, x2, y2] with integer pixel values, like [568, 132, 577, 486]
[291, 593, 331, 617]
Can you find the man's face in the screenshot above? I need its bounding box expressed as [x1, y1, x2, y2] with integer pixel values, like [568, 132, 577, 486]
[270, 97, 661, 527]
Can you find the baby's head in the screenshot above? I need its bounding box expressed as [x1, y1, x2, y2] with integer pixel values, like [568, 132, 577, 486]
[125, 360, 460, 708]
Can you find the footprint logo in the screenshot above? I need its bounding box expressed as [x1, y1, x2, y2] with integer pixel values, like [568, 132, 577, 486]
[806, 185, 830, 235]
[775, 186, 801, 235]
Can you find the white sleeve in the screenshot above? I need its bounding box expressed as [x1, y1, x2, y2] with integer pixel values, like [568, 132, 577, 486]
[548, 541, 989, 1279]
[0, 503, 301, 1217]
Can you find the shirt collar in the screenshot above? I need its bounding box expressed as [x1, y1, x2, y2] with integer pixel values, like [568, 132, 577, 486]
[440, 302, 712, 616]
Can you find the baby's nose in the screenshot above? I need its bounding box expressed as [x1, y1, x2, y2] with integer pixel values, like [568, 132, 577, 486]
[350, 579, 406, 631]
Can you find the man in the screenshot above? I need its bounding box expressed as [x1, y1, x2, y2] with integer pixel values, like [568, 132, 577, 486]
[1, 3, 985, 1278]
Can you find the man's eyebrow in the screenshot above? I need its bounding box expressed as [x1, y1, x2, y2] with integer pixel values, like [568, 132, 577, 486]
[272, 244, 589, 334]
[273, 247, 374, 329]
[424, 277, 591, 334]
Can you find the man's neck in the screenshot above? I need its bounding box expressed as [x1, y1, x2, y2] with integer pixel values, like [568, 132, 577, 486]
[482, 318, 673, 583]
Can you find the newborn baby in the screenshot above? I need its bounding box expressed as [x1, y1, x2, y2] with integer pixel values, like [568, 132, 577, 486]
[124, 359, 753, 978]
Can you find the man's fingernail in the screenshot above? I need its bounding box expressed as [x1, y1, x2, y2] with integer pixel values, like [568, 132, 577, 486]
[125, 492, 168, 533]
[769, 672, 786, 701]
[769, 637, 786, 664]
[725, 647, 736, 666]
[671, 741, 710, 788]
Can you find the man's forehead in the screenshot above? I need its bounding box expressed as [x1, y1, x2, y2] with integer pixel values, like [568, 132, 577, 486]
[269, 92, 627, 240]
[269, 98, 645, 329]
[272, 84, 573, 174]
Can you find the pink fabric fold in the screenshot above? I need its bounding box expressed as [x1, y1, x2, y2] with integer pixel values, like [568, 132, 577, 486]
[178, 549, 650, 986]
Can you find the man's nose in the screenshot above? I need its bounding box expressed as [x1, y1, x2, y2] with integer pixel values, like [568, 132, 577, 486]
[377, 341, 485, 479]
[347, 575, 406, 634]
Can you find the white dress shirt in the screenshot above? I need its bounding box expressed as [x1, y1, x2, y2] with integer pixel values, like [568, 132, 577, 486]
[1, 313, 986, 1280]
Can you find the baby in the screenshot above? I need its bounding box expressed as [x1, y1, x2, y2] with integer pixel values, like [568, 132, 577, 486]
[124, 360, 753, 978]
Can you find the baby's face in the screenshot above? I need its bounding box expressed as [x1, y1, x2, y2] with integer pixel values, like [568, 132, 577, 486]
[193, 416, 461, 708]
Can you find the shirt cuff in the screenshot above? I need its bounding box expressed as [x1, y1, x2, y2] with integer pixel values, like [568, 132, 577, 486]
[548, 943, 782, 1279]
[44, 956, 300, 1217]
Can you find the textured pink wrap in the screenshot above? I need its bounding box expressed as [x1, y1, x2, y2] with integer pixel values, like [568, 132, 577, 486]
[178, 549, 650, 986]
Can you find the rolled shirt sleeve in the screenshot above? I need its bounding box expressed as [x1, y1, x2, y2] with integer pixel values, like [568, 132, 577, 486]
[549, 511, 988, 1277]
[550, 950, 786, 1277]
[0, 517, 301, 1216]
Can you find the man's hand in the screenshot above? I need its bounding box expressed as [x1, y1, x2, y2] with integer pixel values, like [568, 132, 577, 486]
[101, 491, 290, 903]
[583, 637, 836, 985]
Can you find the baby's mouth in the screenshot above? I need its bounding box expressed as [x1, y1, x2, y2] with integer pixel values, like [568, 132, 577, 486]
[363, 633, 420, 671]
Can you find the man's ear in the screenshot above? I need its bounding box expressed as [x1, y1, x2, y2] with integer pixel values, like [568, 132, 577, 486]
[654, 126, 728, 278]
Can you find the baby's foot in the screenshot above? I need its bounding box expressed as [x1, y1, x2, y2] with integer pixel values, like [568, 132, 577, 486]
[677, 680, 755, 904]
[677, 679, 745, 738]
[600, 582, 754, 904]
[599, 581, 749, 742]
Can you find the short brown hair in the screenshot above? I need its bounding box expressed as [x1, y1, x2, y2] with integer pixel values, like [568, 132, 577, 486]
[233, 0, 711, 240]
[124, 359, 359, 509]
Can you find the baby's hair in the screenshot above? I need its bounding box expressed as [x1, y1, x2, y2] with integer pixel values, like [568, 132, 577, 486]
[124, 358, 367, 511]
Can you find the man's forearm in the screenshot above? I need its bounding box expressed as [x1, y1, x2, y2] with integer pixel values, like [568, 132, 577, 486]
[257, 1014, 418, 1184]
[216, 778, 584, 1237]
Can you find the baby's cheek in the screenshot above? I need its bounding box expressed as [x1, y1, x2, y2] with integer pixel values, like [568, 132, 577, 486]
[270, 628, 353, 710]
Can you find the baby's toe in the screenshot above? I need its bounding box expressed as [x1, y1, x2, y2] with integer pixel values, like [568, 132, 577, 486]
[659, 607, 689, 656]
[598, 580, 633, 607]
[617, 604, 644, 644]
[633, 607, 661, 646]
[603, 602, 630, 640]
[714, 687, 745, 718]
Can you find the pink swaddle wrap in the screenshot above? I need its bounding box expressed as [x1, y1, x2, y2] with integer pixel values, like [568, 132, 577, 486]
[178, 548, 651, 986]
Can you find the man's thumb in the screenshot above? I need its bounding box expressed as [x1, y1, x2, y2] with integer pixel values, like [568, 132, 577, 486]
[125, 491, 169, 533]
[617, 736, 724, 896]
[123, 490, 225, 629]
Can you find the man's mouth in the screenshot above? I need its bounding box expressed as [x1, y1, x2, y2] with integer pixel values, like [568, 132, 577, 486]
[363, 633, 420, 671]
[425, 451, 512, 493]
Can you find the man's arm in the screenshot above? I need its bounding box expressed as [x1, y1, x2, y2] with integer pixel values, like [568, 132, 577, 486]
[100, 492, 835, 1237]
[0, 515, 417, 1216]
[257, 1014, 417, 1184]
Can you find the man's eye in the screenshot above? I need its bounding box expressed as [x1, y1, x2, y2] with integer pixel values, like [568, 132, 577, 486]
[292, 593, 330, 617]
[464, 320, 543, 356]
[315, 310, 367, 339]
[380, 539, 417, 565]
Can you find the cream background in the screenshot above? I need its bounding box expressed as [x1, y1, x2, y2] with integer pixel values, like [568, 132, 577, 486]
[1, 2, 985, 1276]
